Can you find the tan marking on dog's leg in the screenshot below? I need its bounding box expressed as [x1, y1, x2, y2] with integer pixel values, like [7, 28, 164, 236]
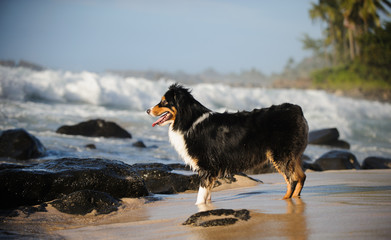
[266, 150, 293, 199]
[283, 185, 294, 199]
[292, 160, 306, 198]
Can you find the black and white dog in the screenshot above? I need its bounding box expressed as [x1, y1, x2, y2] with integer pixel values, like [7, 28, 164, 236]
[147, 84, 308, 205]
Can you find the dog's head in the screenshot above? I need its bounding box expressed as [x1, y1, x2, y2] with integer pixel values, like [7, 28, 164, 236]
[147, 84, 190, 127]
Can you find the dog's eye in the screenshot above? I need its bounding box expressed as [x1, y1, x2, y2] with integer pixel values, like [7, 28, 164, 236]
[161, 99, 168, 105]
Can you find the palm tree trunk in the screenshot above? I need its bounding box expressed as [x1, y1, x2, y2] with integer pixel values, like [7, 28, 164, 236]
[348, 29, 355, 61]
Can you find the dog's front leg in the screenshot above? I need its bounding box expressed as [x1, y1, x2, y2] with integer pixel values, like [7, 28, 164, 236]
[195, 185, 211, 205]
[195, 175, 215, 205]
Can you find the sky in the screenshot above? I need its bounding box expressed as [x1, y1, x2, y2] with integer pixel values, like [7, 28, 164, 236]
[0, 0, 322, 75]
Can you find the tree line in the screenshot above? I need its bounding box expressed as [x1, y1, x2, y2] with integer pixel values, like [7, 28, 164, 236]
[303, 0, 391, 88]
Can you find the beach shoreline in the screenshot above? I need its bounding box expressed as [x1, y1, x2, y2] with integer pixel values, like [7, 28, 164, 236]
[2, 169, 391, 240]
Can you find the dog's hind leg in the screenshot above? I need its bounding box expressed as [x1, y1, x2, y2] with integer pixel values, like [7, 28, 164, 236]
[281, 156, 306, 199]
[267, 151, 297, 199]
[291, 159, 306, 198]
[281, 170, 297, 200]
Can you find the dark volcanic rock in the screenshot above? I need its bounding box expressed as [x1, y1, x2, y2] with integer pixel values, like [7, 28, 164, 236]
[362, 156, 391, 169]
[51, 190, 121, 215]
[0, 158, 148, 209]
[132, 140, 146, 148]
[0, 128, 46, 160]
[183, 209, 250, 227]
[133, 163, 199, 194]
[168, 163, 192, 171]
[17, 204, 48, 217]
[56, 119, 132, 138]
[302, 160, 322, 171]
[313, 150, 360, 171]
[308, 128, 350, 149]
[85, 144, 97, 149]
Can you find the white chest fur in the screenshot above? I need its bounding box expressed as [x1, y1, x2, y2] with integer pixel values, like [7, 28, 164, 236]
[168, 113, 210, 172]
[168, 125, 199, 171]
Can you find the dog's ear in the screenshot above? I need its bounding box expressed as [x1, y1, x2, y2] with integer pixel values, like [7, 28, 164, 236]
[172, 90, 182, 106]
[168, 83, 186, 104]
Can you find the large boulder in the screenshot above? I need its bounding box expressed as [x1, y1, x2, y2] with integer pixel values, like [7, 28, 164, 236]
[51, 190, 121, 215]
[0, 158, 148, 209]
[56, 119, 132, 138]
[133, 163, 199, 194]
[308, 128, 350, 149]
[312, 150, 360, 171]
[362, 156, 391, 169]
[0, 128, 46, 160]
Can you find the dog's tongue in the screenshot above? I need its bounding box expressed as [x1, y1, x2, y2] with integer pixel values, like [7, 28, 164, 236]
[152, 114, 166, 127]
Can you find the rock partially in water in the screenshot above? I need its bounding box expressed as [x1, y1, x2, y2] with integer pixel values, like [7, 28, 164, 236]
[0, 128, 46, 160]
[308, 128, 350, 149]
[0, 158, 148, 209]
[51, 190, 121, 215]
[56, 119, 132, 138]
[312, 150, 360, 171]
[132, 140, 146, 148]
[85, 144, 97, 149]
[133, 163, 199, 194]
[183, 209, 251, 227]
[167, 163, 192, 171]
[362, 156, 391, 169]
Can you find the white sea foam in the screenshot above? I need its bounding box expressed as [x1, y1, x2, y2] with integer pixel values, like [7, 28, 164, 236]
[1, 66, 391, 163]
[0, 66, 173, 110]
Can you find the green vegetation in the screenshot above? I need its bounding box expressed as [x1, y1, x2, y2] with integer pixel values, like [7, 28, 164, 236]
[304, 0, 391, 93]
[311, 63, 391, 91]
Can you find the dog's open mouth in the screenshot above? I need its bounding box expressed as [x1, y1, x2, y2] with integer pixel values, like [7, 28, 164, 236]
[152, 112, 173, 127]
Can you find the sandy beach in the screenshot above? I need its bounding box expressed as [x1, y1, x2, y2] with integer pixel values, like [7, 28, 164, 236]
[1, 169, 390, 240]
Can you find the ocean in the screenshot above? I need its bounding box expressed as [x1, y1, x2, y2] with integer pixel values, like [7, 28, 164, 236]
[1, 66, 390, 165]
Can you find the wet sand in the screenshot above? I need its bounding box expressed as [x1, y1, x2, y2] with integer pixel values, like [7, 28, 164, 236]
[2, 170, 391, 239]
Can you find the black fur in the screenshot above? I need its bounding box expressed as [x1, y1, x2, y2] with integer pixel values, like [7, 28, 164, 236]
[157, 84, 308, 200]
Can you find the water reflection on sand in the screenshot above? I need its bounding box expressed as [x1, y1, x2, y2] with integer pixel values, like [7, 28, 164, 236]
[191, 198, 308, 240]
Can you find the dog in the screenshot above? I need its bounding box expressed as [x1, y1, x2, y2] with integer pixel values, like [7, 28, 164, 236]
[147, 84, 308, 205]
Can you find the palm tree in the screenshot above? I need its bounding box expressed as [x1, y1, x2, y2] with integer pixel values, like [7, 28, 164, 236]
[309, 0, 346, 64]
[342, 0, 391, 60]
[309, 0, 391, 62]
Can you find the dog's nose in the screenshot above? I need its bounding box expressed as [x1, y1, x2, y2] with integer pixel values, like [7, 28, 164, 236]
[146, 109, 151, 114]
